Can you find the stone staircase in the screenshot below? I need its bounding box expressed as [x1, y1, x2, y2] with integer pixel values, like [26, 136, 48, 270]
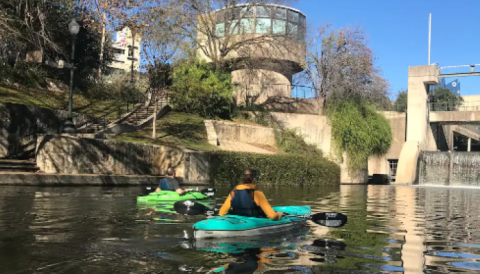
[0, 159, 39, 173]
[79, 92, 170, 134]
[123, 97, 169, 126]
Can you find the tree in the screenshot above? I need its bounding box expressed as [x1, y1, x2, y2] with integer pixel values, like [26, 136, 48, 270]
[304, 25, 390, 109]
[0, 0, 77, 61]
[394, 90, 408, 112]
[302, 24, 392, 179]
[0, 0, 113, 90]
[429, 87, 463, 111]
[170, 59, 233, 118]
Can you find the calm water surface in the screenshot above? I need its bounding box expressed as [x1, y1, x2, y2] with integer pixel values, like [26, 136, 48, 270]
[1, 185, 480, 273]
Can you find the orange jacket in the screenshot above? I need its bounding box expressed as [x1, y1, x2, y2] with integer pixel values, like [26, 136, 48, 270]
[219, 184, 282, 220]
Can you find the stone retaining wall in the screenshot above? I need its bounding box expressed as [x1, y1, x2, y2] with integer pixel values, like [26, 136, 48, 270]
[36, 135, 209, 184]
[0, 103, 90, 159]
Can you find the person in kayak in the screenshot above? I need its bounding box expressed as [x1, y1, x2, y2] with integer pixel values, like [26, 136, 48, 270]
[155, 167, 190, 195]
[219, 169, 282, 220]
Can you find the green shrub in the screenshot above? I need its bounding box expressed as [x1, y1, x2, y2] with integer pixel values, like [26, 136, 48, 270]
[90, 71, 146, 101]
[329, 101, 392, 177]
[275, 129, 323, 158]
[208, 152, 339, 186]
[171, 59, 233, 119]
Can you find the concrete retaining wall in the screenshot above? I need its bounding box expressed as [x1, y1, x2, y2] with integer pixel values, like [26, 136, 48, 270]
[268, 112, 332, 156]
[35, 135, 210, 184]
[212, 120, 276, 147]
[0, 173, 169, 186]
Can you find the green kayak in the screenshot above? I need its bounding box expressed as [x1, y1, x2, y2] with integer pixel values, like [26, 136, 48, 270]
[136, 190, 211, 203]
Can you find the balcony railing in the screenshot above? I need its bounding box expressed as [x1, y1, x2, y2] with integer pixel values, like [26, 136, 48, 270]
[429, 101, 480, 111]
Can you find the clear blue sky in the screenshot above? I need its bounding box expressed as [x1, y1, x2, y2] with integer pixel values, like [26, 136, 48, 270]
[292, 0, 480, 100]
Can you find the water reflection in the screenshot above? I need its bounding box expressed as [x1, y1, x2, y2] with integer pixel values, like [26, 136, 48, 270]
[1, 185, 480, 273]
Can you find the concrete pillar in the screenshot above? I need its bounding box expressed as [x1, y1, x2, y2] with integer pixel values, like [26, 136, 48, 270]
[468, 138, 471, 152]
[396, 65, 440, 184]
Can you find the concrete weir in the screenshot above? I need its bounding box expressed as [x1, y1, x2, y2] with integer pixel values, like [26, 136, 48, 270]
[396, 65, 440, 184]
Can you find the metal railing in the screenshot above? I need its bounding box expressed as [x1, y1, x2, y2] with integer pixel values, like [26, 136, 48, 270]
[429, 100, 480, 112]
[77, 92, 147, 132]
[234, 84, 318, 100]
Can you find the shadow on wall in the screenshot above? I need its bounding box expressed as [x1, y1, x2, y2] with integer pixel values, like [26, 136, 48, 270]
[36, 135, 186, 176]
[0, 103, 91, 159]
[260, 96, 323, 115]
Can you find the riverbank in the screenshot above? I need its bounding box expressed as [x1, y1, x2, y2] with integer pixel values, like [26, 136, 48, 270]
[0, 173, 207, 186]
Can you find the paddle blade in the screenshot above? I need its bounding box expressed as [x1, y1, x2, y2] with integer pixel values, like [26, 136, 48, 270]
[311, 212, 348, 228]
[141, 186, 157, 196]
[200, 188, 216, 197]
[174, 200, 208, 215]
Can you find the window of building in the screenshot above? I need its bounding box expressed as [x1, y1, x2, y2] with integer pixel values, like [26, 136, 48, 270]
[240, 6, 255, 18]
[274, 7, 287, 19]
[299, 15, 306, 28]
[298, 25, 305, 41]
[240, 18, 254, 34]
[273, 19, 286, 34]
[216, 10, 225, 23]
[229, 20, 240, 35]
[388, 159, 398, 179]
[287, 22, 297, 35]
[215, 23, 225, 37]
[288, 10, 299, 23]
[112, 48, 125, 55]
[256, 18, 271, 34]
[256, 6, 271, 17]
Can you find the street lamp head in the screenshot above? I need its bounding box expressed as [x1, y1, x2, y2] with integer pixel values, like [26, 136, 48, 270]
[68, 19, 80, 35]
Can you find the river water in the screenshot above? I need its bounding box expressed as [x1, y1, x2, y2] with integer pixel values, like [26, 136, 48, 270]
[1, 184, 480, 274]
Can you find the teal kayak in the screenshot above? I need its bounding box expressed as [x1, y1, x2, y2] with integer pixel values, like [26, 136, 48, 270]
[190, 227, 310, 253]
[193, 206, 311, 239]
[136, 190, 210, 203]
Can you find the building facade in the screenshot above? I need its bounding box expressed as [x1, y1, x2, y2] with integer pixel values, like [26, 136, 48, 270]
[197, 4, 306, 104]
[109, 26, 141, 72]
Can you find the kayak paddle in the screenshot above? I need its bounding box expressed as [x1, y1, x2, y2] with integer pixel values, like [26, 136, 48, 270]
[173, 200, 348, 228]
[143, 187, 216, 197]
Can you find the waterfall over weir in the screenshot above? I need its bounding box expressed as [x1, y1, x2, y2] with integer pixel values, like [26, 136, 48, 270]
[418, 152, 480, 186]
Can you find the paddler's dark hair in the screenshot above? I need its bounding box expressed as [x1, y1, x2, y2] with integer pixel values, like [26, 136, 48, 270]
[240, 169, 257, 184]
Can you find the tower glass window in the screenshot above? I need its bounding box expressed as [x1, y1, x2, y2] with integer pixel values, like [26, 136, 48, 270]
[288, 10, 299, 23]
[213, 5, 305, 40]
[257, 6, 271, 18]
[230, 20, 240, 35]
[287, 22, 297, 35]
[256, 18, 271, 33]
[273, 19, 286, 34]
[240, 19, 254, 34]
[215, 23, 225, 37]
[274, 7, 287, 19]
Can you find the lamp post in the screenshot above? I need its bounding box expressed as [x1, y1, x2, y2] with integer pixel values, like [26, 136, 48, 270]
[63, 19, 80, 134]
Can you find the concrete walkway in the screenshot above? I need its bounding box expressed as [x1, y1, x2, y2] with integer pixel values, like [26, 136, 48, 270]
[218, 140, 275, 154]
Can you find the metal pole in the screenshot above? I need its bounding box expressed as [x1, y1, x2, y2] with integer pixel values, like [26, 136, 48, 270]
[63, 35, 76, 133]
[428, 13, 431, 65]
[69, 37, 75, 117]
[152, 99, 157, 139]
